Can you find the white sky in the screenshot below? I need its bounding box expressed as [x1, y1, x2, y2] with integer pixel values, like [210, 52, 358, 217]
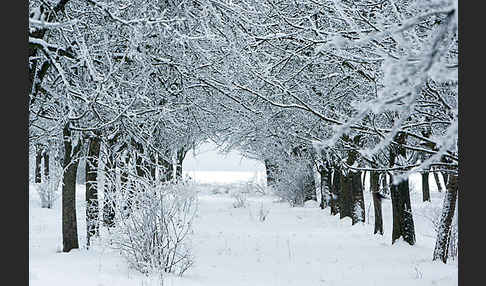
[183, 141, 265, 172]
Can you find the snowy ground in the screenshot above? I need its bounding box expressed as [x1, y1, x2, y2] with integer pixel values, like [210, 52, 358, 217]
[29, 172, 457, 286]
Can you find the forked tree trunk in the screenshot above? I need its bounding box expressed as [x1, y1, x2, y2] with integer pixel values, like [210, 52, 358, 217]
[371, 171, 383, 235]
[422, 171, 431, 202]
[351, 171, 365, 225]
[62, 123, 81, 252]
[433, 174, 458, 263]
[86, 135, 101, 247]
[433, 171, 443, 192]
[330, 167, 340, 215]
[391, 175, 416, 245]
[443, 173, 449, 186]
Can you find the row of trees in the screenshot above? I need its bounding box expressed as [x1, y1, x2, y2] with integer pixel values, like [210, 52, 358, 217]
[29, 0, 458, 264]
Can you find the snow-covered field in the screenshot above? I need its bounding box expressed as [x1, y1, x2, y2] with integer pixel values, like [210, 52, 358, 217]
[29, 172, 457, 286]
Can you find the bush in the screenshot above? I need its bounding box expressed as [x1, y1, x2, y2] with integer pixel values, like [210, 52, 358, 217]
[232, 192, 248, 208]
[35, 160, 62, 209]
[107, 179, 197, 276]
[272, 160, 314, 207]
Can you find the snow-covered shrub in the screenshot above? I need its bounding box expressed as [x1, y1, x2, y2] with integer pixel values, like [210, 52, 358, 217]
[273, 160, 314, 207]
[108, 179, 197, 276]
[232, 192, 248, 208]
[35, 160, 62, 209]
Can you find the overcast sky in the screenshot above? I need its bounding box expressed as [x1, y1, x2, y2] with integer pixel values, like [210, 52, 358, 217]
[183, 141, 265, 172]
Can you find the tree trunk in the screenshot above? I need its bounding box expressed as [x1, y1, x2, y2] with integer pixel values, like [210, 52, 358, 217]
[35, 145, 43, 183]
[391, 175, 416, 245]
[339, 171, 353, 220]
[443, 173, 449, 186]
[62, 123, 81, 252]
[43, 147, 52, 208]
[433, 174, 458, 263]
[318, 164, 331, 209]
[362, 170, 367, 190]
[371, 171, 383, 235]
[103, 151, 116, 228]
[422, 171, 431, 202]
[118, 151, 134, 217]
[330, 167, 340, 215]
[86, 135, 101, 247]
[264, 159, 279, 188]
[433, 171, 443, 192]
[351, 171, 365, 225]
[43, 148, 49, 181]
[175, 147, 188, 181]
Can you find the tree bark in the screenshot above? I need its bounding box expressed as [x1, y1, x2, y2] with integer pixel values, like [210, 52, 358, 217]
[339, 171, 353, 220]
[433, 171, 443, 192]
[86, 135, 101, 247]
[35, 145, 43, 183]
[62, 123, 81, 252]
[318, 164, 331, 209]
[443, 173, 449, 186]
[330, 166, 340, 215]
[422, 171, 431, 202]
[371, 171, 383, 235]
[42, 147, 52, 208]
[264, 159, 279, 188]
[433, 174, 458, 263]
[175, 147, 188, 181]
[391, 175, 416, 245]
[103, 150, 116, 228]
[351, 171, 365, 225]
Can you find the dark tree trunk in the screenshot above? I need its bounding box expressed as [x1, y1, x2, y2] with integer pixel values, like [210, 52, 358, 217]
[35, 145, 42, 183]
[264, 159, 279, 188]
[433, 174, 458, 263]
[391, 175, 416, 245]
[86, 135, 101, 247]
[175, 147, 188, 181]
[339, 172, 353, 220]
[330, 167, 341, 216]
[371, 171, 383, 235]
[422, 171, 431, 202]
[351, 171, 365, 225]
[318, 164, 331, 209]
[62, 123, 81, 252]
[103, 151, 116, 228]
[433, 171, 443, 192]
[43, 148, 49, 181]
[443, 173, 449, 186]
